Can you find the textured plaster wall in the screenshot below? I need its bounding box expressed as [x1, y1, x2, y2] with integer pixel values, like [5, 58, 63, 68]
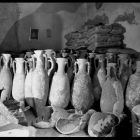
[0, 3, 86, 52]
[0, 3, 140, 53]
[86, 3, 140, 52]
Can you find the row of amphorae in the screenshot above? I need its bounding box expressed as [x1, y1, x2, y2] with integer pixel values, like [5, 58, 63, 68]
[0, 48, 140, 121]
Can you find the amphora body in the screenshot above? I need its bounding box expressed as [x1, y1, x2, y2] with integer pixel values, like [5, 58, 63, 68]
[0, 54, 13, 102]
[49, 58, 70, 108]
[72, 58, 94, 113]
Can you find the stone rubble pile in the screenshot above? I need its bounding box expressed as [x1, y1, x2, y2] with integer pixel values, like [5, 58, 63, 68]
[64, 23, 126, 50]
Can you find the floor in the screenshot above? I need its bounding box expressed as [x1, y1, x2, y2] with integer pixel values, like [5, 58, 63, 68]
[25, 108, 89, 137]
[0, 105, 132, 137]
[24, 108, 132, 137]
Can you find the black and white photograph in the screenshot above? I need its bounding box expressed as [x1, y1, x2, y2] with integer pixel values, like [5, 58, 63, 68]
[0, 2, 139, 137]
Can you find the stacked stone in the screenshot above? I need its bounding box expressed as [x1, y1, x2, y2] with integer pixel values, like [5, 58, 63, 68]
[64, 23, 126, 50]
[87, 23, 126, 50]
[64, 26, 88, 50]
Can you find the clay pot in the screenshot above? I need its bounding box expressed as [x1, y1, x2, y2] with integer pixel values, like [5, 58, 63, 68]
[88, 112, 119, 137]
[92, 54, 106, 109]
[24, 58, 34, 108]
[72, 58, 94, 113]
[24, 51, 33, 60]
[0, 53, 13, 102]
[32, 106, 75, 129]
[44, 49, 56, 77]
[49, 58, 70, 108]
[61, 49, 75, 89]
[100, 62, 124, 117]
[31, 50, 49, 117]
[88, 51, 95, 81]
[118, 53, 132, 93]
[55, 109, 95, 135]
[95, 54, 106, 88]
[31, 106, 54, 129]
[12, 57, 26, 108]
[126, 61, 140, 110]
[44, 49, 56, 103]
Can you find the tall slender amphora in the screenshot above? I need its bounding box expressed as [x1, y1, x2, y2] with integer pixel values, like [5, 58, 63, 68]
[118, 53, 132, 93]
[49, 57, 70, 108]
[126, 60, 140, 111]
[72, 58, 94, 114]
[61, 48, 75, 87]
[100, 61, 124, 118]
[88, 51, 95, 81]
[12, 57, 26, 108]
[44, 49, 56, 89]
[93, 54, 106, 103]
[25, 58, 34, 108]
[0, 53, 13, 102]
[32, 50, 49, 117]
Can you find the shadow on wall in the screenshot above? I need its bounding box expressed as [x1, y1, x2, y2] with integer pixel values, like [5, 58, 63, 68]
[17, 12, 64, 52]
[0, 20, 19, 53]
[0, 9, 63, 53]
[0, 3, 83, 53]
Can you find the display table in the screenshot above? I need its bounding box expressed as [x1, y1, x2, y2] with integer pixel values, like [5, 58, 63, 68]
[25, 109, 89, 137]
[0, 109, 89, 137]
[0, 123, 88, 137]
